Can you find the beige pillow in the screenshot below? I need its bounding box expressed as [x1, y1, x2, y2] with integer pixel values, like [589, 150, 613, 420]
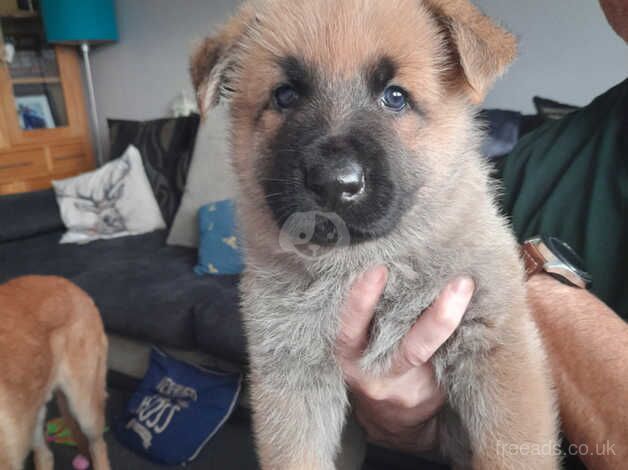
[167, 105, 236, 247]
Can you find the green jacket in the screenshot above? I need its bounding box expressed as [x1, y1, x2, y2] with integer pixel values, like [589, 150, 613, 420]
[499, 79, 628, 319]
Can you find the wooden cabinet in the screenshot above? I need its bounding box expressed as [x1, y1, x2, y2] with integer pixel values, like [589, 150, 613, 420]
[0, 13, 94, 196]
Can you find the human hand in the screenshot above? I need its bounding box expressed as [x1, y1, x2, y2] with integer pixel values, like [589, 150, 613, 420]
[335, 266, 474, 453]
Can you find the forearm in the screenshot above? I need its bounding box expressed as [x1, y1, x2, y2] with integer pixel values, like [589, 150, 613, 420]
[527, 274, 628, 469]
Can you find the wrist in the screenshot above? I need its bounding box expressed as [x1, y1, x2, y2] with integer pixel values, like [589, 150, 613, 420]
[526, 272, 566, 293]
[526, 273, 574, 325]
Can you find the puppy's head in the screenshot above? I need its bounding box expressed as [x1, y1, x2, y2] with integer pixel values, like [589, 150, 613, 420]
[191, 0, 516, 248]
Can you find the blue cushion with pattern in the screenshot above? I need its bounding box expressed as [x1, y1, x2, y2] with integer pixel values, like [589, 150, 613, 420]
[114, 348, 242, 465]
[194, 200, 244, 275]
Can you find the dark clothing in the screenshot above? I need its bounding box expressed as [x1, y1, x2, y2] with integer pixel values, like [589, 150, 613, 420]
[499, 79, 628, 319]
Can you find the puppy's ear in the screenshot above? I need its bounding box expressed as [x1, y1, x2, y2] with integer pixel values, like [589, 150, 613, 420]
[425, 0, 517, 103]
[190, 5, 254, 115]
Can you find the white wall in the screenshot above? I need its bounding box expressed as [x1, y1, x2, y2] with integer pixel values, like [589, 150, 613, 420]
[90, 0, 627, 167]
[91, 0, 241, 198]
[477, 0, 628, 112]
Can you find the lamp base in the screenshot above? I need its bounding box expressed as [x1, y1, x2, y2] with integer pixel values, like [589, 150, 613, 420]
[80, 42, 105, 166]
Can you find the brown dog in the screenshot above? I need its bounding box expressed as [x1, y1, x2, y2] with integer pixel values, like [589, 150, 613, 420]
[0, 276, 110, 469]
[192, 0, 559, 468]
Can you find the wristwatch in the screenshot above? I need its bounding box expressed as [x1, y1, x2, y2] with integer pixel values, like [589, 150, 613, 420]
[521, 236, 592, 288]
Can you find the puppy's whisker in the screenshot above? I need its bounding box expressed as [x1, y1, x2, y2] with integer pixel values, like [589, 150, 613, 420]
[263, 193, 285, 201]
[260, 178, 301, 184]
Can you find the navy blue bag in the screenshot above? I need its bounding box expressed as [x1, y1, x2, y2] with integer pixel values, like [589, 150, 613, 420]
[115, 348, 242, 465]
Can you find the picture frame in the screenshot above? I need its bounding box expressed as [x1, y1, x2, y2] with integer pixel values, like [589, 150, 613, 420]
[16, 0, 35, 11]
[16, 94, 55, 130]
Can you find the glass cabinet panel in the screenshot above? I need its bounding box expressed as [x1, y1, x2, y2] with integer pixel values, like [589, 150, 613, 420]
[1, 12, 69, 131]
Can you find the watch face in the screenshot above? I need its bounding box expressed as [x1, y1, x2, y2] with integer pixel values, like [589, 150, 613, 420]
[542, 236, 592, 285]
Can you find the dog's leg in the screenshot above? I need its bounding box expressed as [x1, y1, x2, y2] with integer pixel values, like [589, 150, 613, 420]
[249, 368, 348, 470]
[0, 415, 30, 470]
[32, 405, 53, 470]
[242, 272, 351, 470]
[57, 343, 110, 470]
[56, 391, 90, 454]
[57, 384, 110, 470]
[442, 312, 559, 470]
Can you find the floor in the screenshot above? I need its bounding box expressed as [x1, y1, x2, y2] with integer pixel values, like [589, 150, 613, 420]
[22, 372, 450, 470]
[24, 374, 259, 470]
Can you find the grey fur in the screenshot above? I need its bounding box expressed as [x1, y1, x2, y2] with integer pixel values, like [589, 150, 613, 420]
[192, 1, 560, 468]
[239, 144, 558, 468]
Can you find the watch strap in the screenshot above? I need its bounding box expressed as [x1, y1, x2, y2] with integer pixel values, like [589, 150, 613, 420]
[521, 241, 546, 279]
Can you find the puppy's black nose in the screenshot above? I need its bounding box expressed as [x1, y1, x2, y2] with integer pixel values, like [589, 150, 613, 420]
[305, 158, 365, 207]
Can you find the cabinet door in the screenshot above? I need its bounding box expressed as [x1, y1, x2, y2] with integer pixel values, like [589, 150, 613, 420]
[0, 24, 11, 150]
[0, 14, 88, 146]
[0, 78, 10, 150]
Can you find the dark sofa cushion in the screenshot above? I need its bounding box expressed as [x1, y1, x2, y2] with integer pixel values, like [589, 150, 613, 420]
[479, 109, 522, 159]
[0, 230, 246, 364]
[108, 115, 201, 226]
[192, 275, 247, 365]
[0, 189, 63, 242]
[533, 96, 579, 121]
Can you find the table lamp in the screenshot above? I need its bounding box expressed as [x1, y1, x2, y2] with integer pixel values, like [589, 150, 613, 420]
[40, 0, 119, 166]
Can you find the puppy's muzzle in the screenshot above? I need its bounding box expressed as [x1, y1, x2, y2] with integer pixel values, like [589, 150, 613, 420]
[303, 136, 367, 210]
[305, 158, 366, 209]
[264, 129, 402, 244]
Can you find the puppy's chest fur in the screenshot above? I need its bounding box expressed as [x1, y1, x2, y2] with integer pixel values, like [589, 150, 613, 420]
[243, 235, 520, 384]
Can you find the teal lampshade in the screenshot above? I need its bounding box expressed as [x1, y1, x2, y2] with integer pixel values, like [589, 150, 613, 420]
[40, 0, 119, 44]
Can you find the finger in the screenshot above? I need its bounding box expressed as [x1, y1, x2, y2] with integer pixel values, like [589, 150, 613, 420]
[336, 266, 389, 360]
[392, 276, 474, 373]
[357, 362, 443, 409]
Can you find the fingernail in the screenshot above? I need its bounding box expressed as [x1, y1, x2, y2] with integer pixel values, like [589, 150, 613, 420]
[452, 276, 474, 296]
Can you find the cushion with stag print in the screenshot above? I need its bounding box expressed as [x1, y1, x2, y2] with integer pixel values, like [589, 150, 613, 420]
[52, 145, 166, 244]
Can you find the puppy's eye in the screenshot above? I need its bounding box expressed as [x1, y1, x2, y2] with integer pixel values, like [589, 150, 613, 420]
[381, 85, 408, 112]
[274, 84, 300, 109]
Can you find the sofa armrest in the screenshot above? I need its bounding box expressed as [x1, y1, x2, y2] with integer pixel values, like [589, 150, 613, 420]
[0, 189, 64, 242]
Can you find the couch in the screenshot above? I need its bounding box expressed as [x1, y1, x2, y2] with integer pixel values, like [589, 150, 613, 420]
[0, 102, 570, 468]
[0, 100, 560, 375]
[0, 188, 247, 380]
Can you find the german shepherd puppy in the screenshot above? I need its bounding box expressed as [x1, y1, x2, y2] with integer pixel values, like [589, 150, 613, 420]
[191, 0, 559, 468]
[0, 276, 110, 469]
